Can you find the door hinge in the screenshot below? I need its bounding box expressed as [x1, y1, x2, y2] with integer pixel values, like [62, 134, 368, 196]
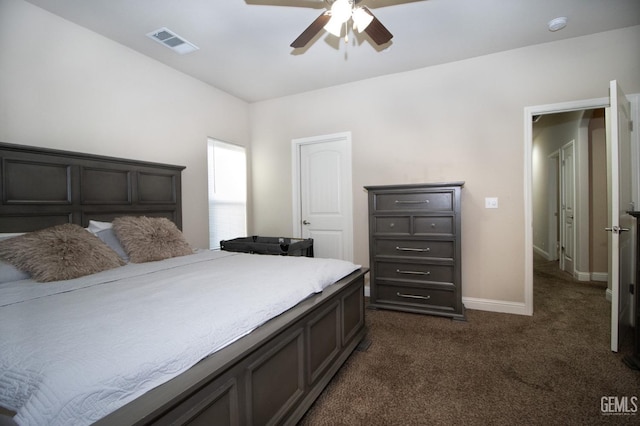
[631, 283, 635, 295]
[630, 120, 634, 132]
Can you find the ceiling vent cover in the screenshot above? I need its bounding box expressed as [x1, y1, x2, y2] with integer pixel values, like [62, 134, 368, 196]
[147, 27, 199, 54]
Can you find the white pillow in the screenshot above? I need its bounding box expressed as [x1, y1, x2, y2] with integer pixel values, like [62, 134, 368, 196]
[83, 221, 129, 262]
[94, 228, 129, 262]
[87, 220, 113, 233]
[0, 260, 30, 283]
[0, 233, 25, 240]
[0, 234, 31, 282]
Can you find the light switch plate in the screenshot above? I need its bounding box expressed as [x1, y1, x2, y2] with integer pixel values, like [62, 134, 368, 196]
[485, 197, 499, 209]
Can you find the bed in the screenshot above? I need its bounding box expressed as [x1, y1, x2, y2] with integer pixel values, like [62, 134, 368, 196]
[0, 142, 367, 425]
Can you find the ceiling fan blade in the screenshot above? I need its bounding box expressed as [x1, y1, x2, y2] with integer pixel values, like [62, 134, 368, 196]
[247, 0, 326, 9]
[362, 7, 393, 45]
[355, 0, 426, 7]
[290, 13, 331, 48]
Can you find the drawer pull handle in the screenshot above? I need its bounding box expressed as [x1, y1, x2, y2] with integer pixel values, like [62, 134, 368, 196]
[395, 200, 430, 204]
[397, 292, 431, 300]
[396, 269, 430, 275]
[396, 246, 430, 252]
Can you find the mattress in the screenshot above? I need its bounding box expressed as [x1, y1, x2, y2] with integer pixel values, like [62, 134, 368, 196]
[0, 250, 360, 426]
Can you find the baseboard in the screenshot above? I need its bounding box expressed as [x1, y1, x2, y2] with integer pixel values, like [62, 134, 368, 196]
[532, 245, 550, 260]
[575, 270, 592, 281]
[366, 290, 527, 316]
[462, 297, 528, 316]
[566, 269, 607, 282]
[591, 272, 608, 282]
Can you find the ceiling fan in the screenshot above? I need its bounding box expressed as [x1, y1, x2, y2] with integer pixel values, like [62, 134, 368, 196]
[290, 0, 393, 48]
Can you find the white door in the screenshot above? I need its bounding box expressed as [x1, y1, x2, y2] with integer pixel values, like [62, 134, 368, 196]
[293, 133, 353, 261]
[607, 80, 633, 352]
[560, 141, 575, 274]
[547, 152, 560, 261]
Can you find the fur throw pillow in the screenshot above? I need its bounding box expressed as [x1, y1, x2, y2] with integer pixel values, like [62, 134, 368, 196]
[112, 216, 192, 263]
[0, 223, 125, 282]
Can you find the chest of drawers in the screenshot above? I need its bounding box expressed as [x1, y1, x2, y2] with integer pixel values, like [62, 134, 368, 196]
[365, 182, 465, 320]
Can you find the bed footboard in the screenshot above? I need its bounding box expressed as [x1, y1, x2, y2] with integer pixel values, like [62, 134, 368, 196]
[96, 268, 367, 426]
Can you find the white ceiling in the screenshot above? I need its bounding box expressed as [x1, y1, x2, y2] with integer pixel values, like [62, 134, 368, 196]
[23, 0, 640, 103]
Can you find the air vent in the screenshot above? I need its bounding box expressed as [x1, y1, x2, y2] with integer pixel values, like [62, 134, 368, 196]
[146, 27, 199, 55]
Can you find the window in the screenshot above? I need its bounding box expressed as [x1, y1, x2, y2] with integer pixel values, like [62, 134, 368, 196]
[207, 139, 247, 249]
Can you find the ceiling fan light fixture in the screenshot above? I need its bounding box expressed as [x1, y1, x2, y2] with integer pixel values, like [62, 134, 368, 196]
[330, 0, 352, 23]
[324, 0, 352, 37]
[288, 0, 394, 49]
[324, 16, 345, 37]
[352, 7, 373, 33]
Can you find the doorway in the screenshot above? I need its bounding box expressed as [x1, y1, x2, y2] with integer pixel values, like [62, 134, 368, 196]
[532, 113, 607, 281]
[525, 97, 610, 316]
[525, 86, 638, 352]
[532, 112, 603, 280]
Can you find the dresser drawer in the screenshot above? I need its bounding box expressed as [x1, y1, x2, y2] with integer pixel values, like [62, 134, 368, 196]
[375, 284, 456, 310]
[374, 216, 454, 236]
[373, 216, 411, 235]
[376, 261, 454, 284]
[374, 239, 454, 259]
[374, 191, 453, 212]
[413, 216, 453, 235]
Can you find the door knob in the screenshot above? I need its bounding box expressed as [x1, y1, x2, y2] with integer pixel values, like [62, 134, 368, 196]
[302, 220, 311, 225]
[605, 226, 630, 233]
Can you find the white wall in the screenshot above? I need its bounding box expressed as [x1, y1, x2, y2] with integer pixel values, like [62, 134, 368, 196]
[0, 0, 251, 249]
[249, 25, 640, 310]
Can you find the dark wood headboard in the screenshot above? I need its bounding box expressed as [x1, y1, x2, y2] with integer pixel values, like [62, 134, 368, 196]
[0, 142, 186, 233]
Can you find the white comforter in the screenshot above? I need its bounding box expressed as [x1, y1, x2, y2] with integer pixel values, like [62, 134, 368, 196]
[0, 250, 360, 426]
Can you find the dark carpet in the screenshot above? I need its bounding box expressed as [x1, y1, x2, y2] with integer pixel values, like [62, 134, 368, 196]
[299, 255, 640, 425]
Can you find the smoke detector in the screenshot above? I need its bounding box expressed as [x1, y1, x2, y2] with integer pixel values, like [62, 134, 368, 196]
[547, 17, 568, 32]
[146, 28, 199, 54]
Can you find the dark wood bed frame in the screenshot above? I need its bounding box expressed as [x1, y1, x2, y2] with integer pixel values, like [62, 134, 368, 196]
[0, 142, 367, 425]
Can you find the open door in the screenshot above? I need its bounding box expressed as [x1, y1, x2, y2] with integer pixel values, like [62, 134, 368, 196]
[607, 79, 633, 352]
